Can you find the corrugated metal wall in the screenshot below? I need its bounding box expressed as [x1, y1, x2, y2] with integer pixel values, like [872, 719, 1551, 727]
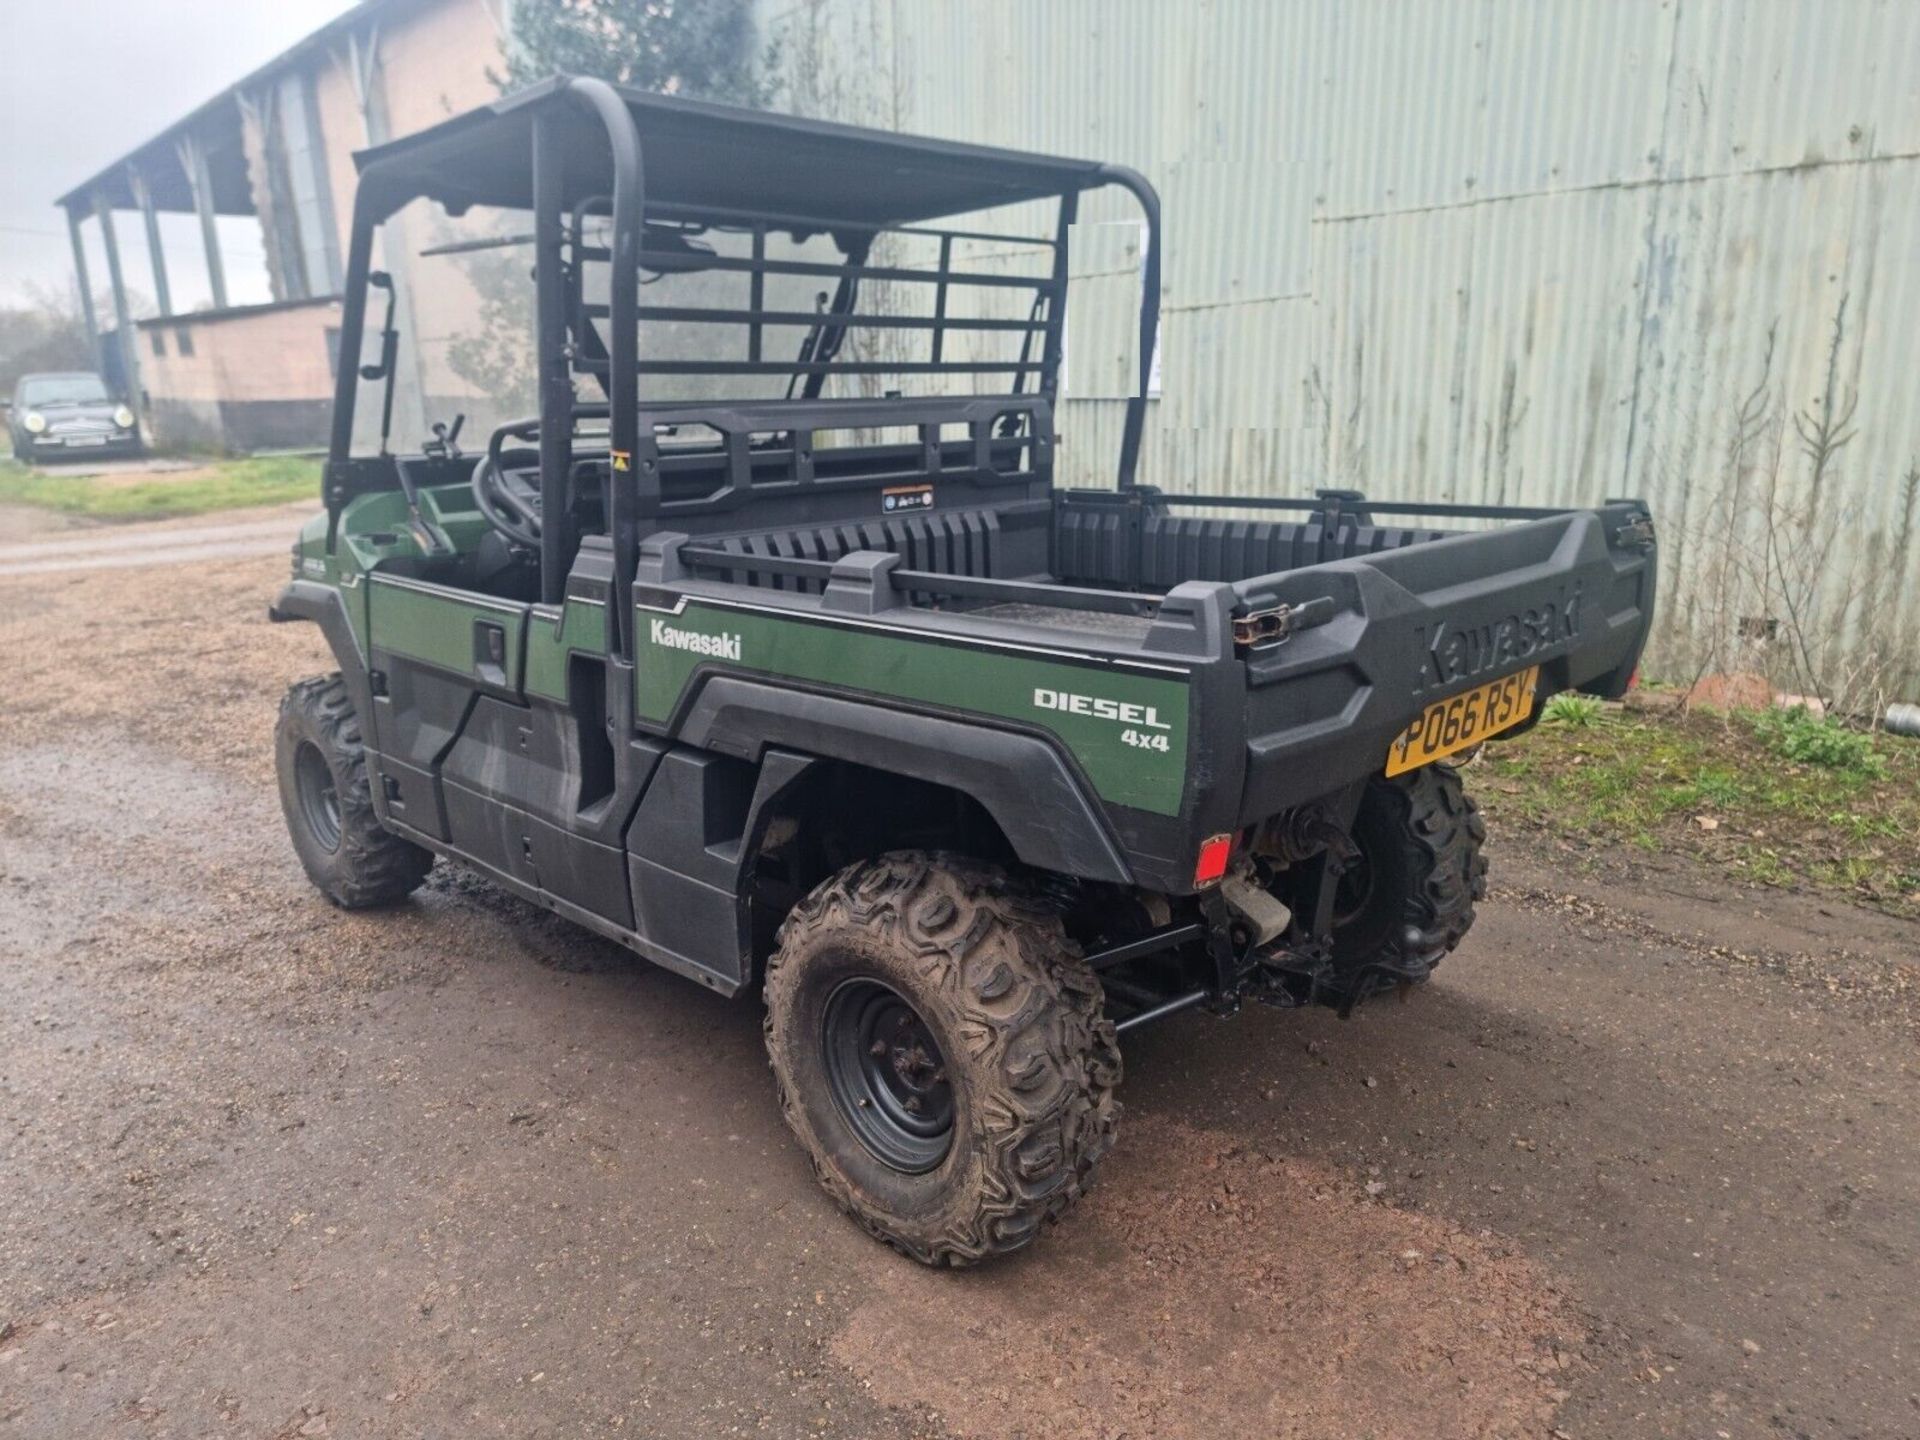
[764, 0, 1920, 699]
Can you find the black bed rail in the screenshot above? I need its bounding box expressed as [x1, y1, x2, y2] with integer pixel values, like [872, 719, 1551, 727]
[676, 543, 1165, 618]
[1153, 491, 1575, 522]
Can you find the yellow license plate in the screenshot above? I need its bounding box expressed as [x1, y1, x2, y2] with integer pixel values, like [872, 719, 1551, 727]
[1385, 665, 1540, 776]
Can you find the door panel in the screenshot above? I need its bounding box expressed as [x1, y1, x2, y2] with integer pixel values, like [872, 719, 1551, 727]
[362, 566, 661, 936]
[436, 696, 535, 883]
[366, 573, 533, 862]
[366, 575, 528, 700]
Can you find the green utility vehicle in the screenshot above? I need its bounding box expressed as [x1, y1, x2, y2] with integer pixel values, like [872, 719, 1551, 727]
[272, 79, 1657, 1264]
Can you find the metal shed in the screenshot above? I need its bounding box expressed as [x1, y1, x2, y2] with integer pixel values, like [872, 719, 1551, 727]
[764, 0, 1920, 703]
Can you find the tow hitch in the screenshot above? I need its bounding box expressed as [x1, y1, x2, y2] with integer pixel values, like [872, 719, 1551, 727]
[1073, 807, 1370, 1034]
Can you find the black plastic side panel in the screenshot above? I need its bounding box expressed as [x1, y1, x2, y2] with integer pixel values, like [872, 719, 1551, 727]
[441, 697, 533, 878]
[376, 756, 445, 838]
[625, 749, 756, 989]
[671, 675, 1133, 884]
[527, 813, 633, 927]
[375, 666, 479, 781]
[440, 696, 525, 803]
[442, 781, 539, 888]
[515, 546, 665, 928]
[623, 746, 815, 991]
[1137, 513, 1330, 587]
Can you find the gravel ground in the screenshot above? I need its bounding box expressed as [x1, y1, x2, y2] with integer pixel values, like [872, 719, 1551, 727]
[0, 525, 1916, 1438]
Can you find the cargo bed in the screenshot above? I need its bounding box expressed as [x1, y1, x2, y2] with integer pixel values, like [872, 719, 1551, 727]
[623, 481, 1656, 896]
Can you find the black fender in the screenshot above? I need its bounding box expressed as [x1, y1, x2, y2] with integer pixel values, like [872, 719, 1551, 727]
[673, 675, 1134, 884]
[269, 580, 375, 730]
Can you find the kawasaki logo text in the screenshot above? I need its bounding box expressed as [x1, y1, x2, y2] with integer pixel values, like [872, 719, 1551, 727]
[649, 617, 742, 661]
[1033, 687, 1170, 731]
[1423, 590, 1580, 690]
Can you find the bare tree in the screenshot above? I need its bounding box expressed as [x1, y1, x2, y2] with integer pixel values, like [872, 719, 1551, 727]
[1671, 311, 1916, 721]
[0, 282, 94, 395]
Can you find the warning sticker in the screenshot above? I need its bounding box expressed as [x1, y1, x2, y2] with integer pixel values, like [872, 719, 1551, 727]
[882, 484, 934, 514]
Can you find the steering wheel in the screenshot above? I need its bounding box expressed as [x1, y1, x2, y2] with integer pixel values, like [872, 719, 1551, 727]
[471, 420, 544, 549]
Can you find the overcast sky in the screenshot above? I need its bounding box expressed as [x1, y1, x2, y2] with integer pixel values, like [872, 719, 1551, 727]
[0, 0, 357, 310]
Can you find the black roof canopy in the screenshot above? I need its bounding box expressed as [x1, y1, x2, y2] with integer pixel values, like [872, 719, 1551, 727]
[353, 77, 1111, 228]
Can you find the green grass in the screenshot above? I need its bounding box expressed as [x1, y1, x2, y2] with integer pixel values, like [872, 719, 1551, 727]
[1478, 704, 1920, 915]
[0, 454, 318, 521]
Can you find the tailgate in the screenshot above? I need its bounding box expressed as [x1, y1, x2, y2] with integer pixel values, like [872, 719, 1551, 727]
[1232, 503, 1655, 822]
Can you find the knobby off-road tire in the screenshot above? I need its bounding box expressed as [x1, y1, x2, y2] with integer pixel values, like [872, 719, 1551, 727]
[764, 852, 1121, 1266]
[275, 674, 434, 909]
[1330, 763, 1487, 998]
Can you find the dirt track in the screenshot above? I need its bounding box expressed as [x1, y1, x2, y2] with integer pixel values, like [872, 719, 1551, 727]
[1, 514, 1916, 1438]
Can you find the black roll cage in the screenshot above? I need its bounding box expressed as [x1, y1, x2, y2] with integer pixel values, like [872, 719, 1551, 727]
[322, 77, 1164, 659]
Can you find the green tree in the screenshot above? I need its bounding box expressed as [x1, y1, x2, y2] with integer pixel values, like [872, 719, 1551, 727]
[441, 0, 773, 412]
[499, 0, 770, 104]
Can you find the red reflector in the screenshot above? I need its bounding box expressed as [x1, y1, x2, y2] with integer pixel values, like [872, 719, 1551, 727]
[1194, 834, 1233, 887]
[1627, 666, 1641, 692]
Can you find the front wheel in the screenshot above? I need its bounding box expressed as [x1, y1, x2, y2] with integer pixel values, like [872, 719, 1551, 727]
[275, 674, 433, 908]
[764, 853, 1120, 1265]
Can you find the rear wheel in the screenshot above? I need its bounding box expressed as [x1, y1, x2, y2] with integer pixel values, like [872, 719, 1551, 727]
[764, 852, 1120, 1265]
[275, 674, 433, 908]
[1329, 763, 1487, 1000]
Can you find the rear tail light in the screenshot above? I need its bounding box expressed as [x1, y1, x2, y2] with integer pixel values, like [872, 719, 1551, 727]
[1194, 833, 1233, 887]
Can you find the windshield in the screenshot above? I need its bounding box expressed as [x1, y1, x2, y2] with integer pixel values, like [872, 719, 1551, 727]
[21, 374, 109, 407]
[347, 201, 540, 455]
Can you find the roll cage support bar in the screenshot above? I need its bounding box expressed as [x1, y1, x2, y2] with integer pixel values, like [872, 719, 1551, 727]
[323, 78, 1166, 662]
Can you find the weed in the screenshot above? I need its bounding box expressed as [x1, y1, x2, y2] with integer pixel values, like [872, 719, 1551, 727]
[1542, 692, 1604, 728]
[1691, 770, 1743, 807]
[1749, 706, 1885, 777]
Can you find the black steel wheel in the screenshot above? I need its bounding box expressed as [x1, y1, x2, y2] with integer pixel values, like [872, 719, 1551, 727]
[764, 852, 1121, 1266]
[1331, 844, 1376, 929]
[293, 741, 343, 853]
[275, 674, 434, 909]
[823, 977, 955, 1173]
